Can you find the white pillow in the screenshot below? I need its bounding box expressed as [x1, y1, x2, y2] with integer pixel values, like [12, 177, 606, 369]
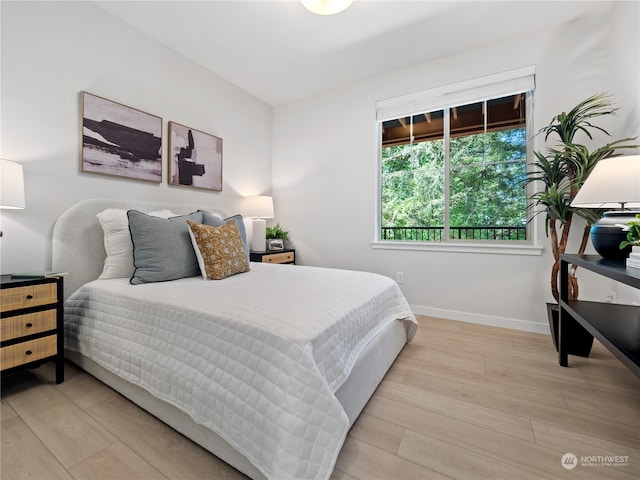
[97, 208, 175, 279]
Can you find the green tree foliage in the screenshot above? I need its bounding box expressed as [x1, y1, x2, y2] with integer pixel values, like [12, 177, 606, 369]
[381, 139, 445, 230]
[381, 128, 527, 240]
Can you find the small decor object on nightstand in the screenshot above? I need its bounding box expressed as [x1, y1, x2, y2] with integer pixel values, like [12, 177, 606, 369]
[267, 238, 284, 251]
[626, 248, 640, 270]
[266, 223, 290, 251]
[627, 253, 640, 269]
[620, 215, 640, 269]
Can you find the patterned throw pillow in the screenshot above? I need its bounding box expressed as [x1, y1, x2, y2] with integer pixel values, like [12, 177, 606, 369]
[187, 220, 250, 280]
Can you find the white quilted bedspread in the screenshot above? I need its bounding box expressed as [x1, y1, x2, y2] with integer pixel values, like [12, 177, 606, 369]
[64, 263, 417, 480]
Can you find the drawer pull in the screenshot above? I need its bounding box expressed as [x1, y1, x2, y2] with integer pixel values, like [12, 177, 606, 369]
[25, 323, 33, 328]
[26, 295, 33, 300]
[25, 350, 33, 356]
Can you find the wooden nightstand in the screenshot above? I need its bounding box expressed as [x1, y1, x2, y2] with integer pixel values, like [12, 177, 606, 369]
[250, 249, 295, 265]
[1, 275, 64, 384]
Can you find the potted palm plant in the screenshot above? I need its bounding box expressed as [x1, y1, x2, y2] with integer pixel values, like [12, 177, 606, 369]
[527, 93, 638, 355]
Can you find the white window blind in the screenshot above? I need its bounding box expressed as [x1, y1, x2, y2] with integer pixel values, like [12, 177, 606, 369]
[376, 66, 536, 122]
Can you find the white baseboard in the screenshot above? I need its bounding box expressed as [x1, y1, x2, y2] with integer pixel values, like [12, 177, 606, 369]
[411, 304, 551, 335]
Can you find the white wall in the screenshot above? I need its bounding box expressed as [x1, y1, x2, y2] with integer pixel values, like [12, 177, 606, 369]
[272, 1, 640, 333]
[0, 1, 272, 274]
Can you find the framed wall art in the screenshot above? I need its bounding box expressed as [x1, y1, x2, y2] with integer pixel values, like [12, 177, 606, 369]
[168, 121, 222, 191]
[81, 91, 162, 182]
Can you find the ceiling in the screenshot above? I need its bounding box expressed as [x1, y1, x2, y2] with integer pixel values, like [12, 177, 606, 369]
[95, 0, 613, 106]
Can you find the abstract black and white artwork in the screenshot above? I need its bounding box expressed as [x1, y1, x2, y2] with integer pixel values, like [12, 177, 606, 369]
[81, 92, 162, 182]
[169, 121, 222, 191]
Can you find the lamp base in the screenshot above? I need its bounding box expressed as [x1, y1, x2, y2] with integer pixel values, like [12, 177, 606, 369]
[590, 211, 640, 259]
[250, 218, 267, 252]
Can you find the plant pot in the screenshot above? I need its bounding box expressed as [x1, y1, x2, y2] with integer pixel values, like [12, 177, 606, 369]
[547, 303, 594, 357]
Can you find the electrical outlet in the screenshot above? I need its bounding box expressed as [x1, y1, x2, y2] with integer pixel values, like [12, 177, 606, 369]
[396, 272, 405, 284]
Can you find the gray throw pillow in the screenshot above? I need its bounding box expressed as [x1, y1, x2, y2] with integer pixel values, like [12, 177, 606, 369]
[128, 210, 204, 284]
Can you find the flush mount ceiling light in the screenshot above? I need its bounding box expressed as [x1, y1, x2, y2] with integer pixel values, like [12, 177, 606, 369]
[301, 0, 354, 15]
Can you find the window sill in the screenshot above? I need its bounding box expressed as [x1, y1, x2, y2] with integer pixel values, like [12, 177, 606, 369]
[370, 240, 543, 256]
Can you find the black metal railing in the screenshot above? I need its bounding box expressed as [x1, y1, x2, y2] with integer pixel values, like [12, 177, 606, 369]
[381, 226, 527, 241]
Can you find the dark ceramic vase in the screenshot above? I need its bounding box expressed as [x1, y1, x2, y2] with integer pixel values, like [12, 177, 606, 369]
[590, 211, 640, 259]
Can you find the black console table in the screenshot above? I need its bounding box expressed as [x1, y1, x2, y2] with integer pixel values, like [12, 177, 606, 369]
[560, 254, 640, 379]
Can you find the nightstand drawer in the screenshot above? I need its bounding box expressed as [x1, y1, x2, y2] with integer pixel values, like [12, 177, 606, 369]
[262, 251, 294, 264]
[1, 283, 57, 312]
[1, 335, 57, 370]
[1, 310, 58, 342]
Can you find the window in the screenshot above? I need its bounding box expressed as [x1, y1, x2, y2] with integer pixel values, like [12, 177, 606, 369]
[376, 68, 535, 246]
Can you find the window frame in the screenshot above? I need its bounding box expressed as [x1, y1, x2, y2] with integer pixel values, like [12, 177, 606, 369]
[373, 67, 542, 256]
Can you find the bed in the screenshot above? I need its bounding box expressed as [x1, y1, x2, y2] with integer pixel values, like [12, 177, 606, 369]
[52, 198, 417, 480]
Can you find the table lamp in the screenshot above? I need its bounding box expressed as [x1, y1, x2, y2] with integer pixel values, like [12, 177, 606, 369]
[244, 195, 274, 251]
[571, 155, 640, 259]
[0, 159, 26, 237]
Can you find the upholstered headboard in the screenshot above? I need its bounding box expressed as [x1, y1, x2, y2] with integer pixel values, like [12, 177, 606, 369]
[52, 199, 230, 300]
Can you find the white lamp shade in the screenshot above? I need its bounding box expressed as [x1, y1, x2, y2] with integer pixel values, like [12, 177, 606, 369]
[244, 195, 274, 219]
[571, 155, 640, 209]
[301, 0, 353, 15]
[0, 159, 25, 209]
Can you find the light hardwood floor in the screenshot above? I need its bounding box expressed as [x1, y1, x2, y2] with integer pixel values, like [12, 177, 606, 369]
[2, 315, 639, 479]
